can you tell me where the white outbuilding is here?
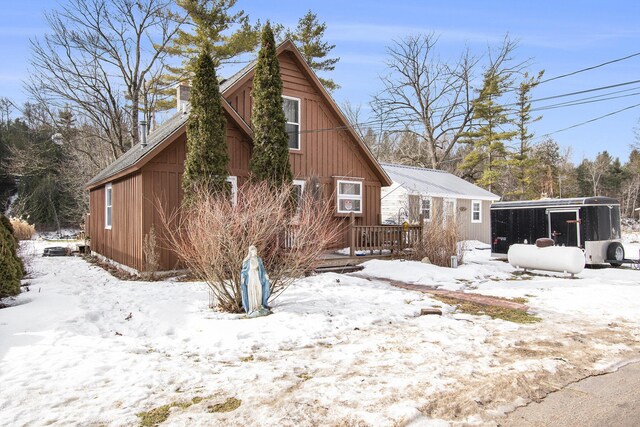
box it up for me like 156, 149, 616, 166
381, 163, 500, 244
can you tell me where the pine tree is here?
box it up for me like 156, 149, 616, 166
249, 22, 293, 186
0, 214, 23, 298
510, 71, 543, 199
182, 49, 229, 198
461, 70, 516, 194
157, 0, 261, 112
287, 10, 340, 92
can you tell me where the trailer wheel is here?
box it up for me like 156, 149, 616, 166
607, 242, 624, 267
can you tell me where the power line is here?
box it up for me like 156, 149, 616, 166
524, 79, 640, 105
532, 91, 640, 112
538, 52, 640, 85
541, 102, 640, 137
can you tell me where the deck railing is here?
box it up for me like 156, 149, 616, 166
348, 213, 423, 256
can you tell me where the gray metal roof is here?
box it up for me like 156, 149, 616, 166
86, 109, 189, 187
381, 163, 500, 201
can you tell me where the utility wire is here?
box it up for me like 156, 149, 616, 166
532, 91, 640, 112
541, 102, 640, 137
538, 52, 640, 85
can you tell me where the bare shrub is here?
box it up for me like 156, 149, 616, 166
414, 211, 462, 267
10, 218, 35, 241
142, 225, 160, 281
160, 181, 339, 313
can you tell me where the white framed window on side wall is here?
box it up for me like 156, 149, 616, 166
336, 180, 363, 214
292, 179, 306, 207
226, 176, 238, 206
105, 183, 113, 229
421, 196, 432, 222
282, 96, 300, 150
471, 200, 482, 223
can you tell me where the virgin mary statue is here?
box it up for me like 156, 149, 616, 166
240, 245, 272, 317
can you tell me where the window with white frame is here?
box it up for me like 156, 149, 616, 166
471, 200, 482, 223
421, 197, 432, 222
105, 183, 113, 229
292, 179, 305, 208
443, 198, 456, 223
283, 96, 300, 150
337, 180, 362, 214
226, 176, 238, 206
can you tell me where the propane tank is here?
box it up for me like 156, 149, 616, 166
508, 244, 585, 275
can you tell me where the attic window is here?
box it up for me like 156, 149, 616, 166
283, 96, 300, 150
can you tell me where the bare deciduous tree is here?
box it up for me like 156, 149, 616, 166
27, 0, 184, 162
371, 33, 521, 169
160, 182, 339, 313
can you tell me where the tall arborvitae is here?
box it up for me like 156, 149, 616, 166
287, 10, 340, 92
0, 215, 23, 298
461, 69, 516, 194
182, 49, 229, 198
511, 71, 543, 199
249, 22, 293, 186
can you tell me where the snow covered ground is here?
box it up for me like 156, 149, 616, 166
1, 238, 640, 426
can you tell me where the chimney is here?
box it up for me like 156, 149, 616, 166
177, 83, 191, 113
140, 120, 147, 148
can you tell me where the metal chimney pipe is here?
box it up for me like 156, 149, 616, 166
140, 120, 147, 148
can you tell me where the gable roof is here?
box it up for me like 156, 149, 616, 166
87, 39, 391, 189
381, 163, 501, 201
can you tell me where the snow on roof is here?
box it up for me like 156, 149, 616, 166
381, 163, 500, 201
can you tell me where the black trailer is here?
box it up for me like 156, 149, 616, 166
490, 197, 624, 266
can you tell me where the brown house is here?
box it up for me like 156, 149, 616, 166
86, 40, 392, 272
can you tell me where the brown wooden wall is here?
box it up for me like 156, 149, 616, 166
88, 173, 143, 270
225, 50, 383, 248
89, 49, 386, 270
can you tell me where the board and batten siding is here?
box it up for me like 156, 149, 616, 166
140, 120, 253, 270
88, 172, 143, 270
225, 50, 383, 248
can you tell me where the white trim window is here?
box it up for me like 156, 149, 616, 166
421, 197, 432, 222
471, 200, 482, 223
443, 198, 456, 223
292, 179, 306, 207
337, 180, 362, 214
282, 96, 301, 150
105, 183, 113, 229
226, 176, 238, 206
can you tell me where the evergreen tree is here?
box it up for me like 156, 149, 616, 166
460, 70, 516, 194
249, 22, 293, 186
0, 214, 23, 298
8, 106, 83, 229
182, 49, 229, 197
158, 0, 261, 112
287, 10, 340, 92
510, 71, 543, 199
530, 138, 562, 197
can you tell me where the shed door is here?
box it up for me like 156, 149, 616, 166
548, 210, 580, 247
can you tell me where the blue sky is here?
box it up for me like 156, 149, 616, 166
1, 0, 639, 163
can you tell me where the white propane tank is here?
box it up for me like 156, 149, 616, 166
507, 244, 585, 275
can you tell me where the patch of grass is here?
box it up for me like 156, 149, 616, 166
137, 396, 205, 426
297, 372, 312, 381
431, 295, 541, 324
207, 397, 241, 413
240, 355, 254, 362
